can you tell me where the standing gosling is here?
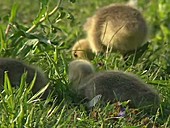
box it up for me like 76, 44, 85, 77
72, 4, 148, 59
68, 60, 160, 111
0, 58, 50, 99
72, 39, 95, 60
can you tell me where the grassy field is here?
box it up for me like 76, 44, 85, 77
0, 0, 170, 127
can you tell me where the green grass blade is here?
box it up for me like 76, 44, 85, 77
27, 83, 49, 103
33, 0, 49, 25
9, 3, 19, 23
27, 72, 37, 93
0, 26, 6, 50
4, 71, 13, 95
17, 72, 28, 98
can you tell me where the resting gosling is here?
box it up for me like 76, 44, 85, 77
68, 60, 160, 111
0, 58, 50, 99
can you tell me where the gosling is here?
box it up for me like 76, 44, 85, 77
72, 4, 148, 59
68, 60, 160, 111
0, 58, 50, 99
72, 39, 95, 60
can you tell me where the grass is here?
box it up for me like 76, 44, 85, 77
0, 0, 170, 127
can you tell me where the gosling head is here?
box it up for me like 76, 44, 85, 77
72, 39, 95, 60
68, 59, 95, 89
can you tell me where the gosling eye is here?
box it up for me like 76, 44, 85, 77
74, 52, 78, 58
